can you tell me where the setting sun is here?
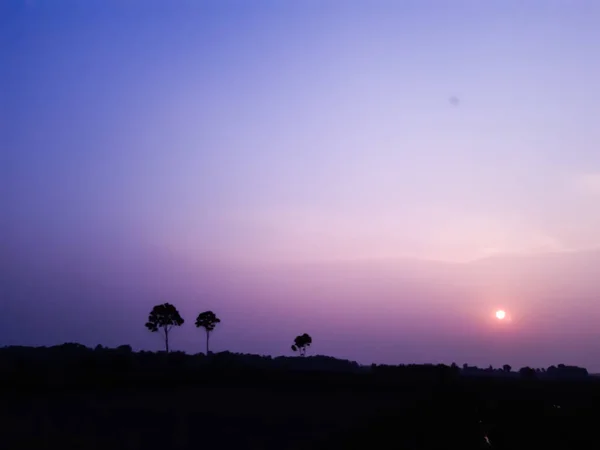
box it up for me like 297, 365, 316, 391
495, 310, 506, 320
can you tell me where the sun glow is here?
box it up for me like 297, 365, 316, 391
495, 310, 506, 320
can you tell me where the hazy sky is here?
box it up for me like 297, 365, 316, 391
2, 1, 600, 370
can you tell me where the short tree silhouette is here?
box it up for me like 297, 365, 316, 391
519, 366, 536, 378
291, 333, 312, 357
503, 364, 512, 373
195, 310, 221, 356
145, 303, 184, 353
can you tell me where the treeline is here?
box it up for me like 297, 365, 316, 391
0, 343, 364, 392
0, 343, 591, 395
461, 363, 589, 379
0, 342, 360, 374
0, 343, 464, 393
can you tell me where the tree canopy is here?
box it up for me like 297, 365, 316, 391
291, 333, 312, 357
145, 303, 184, 353
195, 311, 221, 355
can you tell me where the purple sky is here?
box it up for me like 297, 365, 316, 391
2, 0, 600, 370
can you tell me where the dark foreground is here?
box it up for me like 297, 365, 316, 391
1, 346, 599, 449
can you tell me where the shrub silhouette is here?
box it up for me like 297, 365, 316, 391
145, 303, 184, 353
195, 311, 221, 355
519, 366, 536, 378
291, 333, 312, 357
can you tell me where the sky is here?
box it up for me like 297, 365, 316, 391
2, 0, 600, 370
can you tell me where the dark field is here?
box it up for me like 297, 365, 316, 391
3, 386, 398, 449
2, 346, 599, 449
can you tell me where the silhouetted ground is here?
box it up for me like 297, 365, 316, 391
1, 345, 599, 449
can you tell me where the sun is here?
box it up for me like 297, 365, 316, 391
495, 310, 506, 320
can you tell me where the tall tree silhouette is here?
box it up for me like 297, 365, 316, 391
145, 303, 184, 353
291, 333, 312, 357
195, 311, 221, 355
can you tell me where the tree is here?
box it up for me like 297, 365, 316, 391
195, 311, 221, 356
519, 366, 536, 378
145, 303, 184, 353
503, 364, 512, 373
291, 333, 312, 357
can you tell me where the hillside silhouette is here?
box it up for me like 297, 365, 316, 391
1, 343, 597, 449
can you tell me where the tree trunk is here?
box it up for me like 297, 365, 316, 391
165, 328, 169, 353
206, 330, 210, 356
